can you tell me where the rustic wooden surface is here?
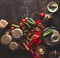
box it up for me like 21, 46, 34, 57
0, 0, 60, 58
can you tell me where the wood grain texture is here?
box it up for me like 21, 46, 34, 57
0, 0, 60, 58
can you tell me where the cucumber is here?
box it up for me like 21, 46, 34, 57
12, 24, 20, 28
27, 18, 35, 25
43, 30, 52, 37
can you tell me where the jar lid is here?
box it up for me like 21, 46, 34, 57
47, 2, 58, 13
1, 35, 12, 45
12, 29, 23, 39
51, 29, 60, 42
43, 29, 60, 46
9, 42, 19, 50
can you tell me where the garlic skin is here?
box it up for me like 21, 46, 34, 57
0, 19, 8, 28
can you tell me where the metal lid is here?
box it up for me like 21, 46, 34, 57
51, 29, 60, 43
44, 29, 60, 46
47, 2, 58, 13
1, 35, 12, 45
9, 42, 19, 50
12, 29, 23, 39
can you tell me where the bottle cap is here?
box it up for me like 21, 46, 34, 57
12, 29, 23, 39
9, 42, 19, 50
1, 35, 12, 45
43, 29, 60, 46
51, 29, 60, 43
47, 2, 58, 13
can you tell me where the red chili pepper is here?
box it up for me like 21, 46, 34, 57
22, 26, 26, 30
29, 49, 36, 55
19, 22, 24, 26
34, 54, 40, 58
35, 20, 45, 27
35, 20, 45, 30
28, 33, 32, 37
36, 39, 42, 46
27, 30, 42, 48
31, 29, 34, 32
39, 12, 45, 17
28, 49, 40, 58
10, 26, 15, 30
21, 19, 27, 23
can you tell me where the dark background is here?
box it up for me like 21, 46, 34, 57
0, 0, 60, 58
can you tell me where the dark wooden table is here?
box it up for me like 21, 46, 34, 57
0, 0, 60, 58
